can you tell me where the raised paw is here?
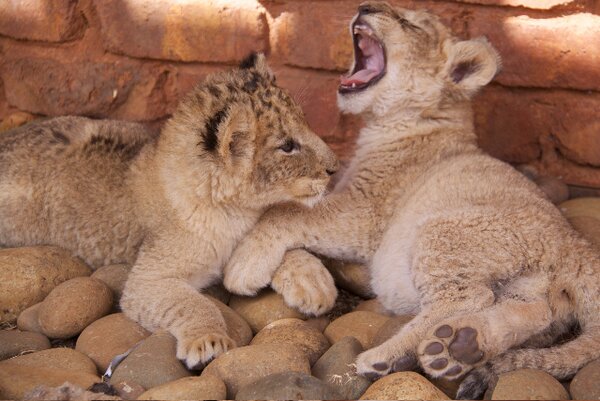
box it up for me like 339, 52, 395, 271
355, 346, 417, 381
418, 324, 485, 379
271, 251, 337, 316
176, 332, 236, 370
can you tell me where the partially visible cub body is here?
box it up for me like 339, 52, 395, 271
224, 3, 600, 398
0, 54, 338, 368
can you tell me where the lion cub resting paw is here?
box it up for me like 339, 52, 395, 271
0, 53, 339, 369
224, 3, 600, 398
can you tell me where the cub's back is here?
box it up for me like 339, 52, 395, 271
0, 117, 154, 267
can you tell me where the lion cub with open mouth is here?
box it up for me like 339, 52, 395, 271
224, 3, 600, 398
0, 53, 339, 369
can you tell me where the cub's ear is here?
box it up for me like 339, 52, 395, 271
215, 102, 256, 167
443, 37, 501, 97
239, 52, 275, 81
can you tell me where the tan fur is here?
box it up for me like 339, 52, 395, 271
223, 4, 600, 397
0, 54, 339, 368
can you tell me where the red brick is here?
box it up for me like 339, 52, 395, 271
1, 58, 138, 117
470, 12, 600, 91
0, 0, 85, 42
95, 0, 268, 63
451, 0, 574, 9
474, 85, 600, 184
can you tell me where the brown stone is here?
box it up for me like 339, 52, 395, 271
229, 290, 304, 333
16, 302, 43, 333
0, 0, 85, 42
206, 295, 253, 347
0, 363, 100, 400
137, 375, 227, 400
202, 343, 311, 398
570, 359, 600, 400
490, 368, 570, 400
0, 246, 91, 324
250, 318, 330, 365
370, 315, 415, 348
38, 277, 113, 339
90, 264, 131, 305
360, 371, 450, 400
1, 348, 97, 375
304, 316, 331, 333
235, 371, 340, 400
312, 336, 371, 400
112, 380, 145, 400
110, 331, 191, 390
324, 259, 374, 298
324, 311, 391, 349
75, 313, 151, 373
355, 299, 394, 316
96, 0, 268, 63
0, 330, 51, 361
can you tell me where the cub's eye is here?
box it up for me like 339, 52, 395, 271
279, 138, 300, 154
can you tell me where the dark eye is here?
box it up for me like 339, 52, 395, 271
279, 138, 300, 154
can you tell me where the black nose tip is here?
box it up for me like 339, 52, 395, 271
358, 4, 378, 15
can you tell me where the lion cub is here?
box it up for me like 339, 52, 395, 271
224, 3, 600, 398
0, 53, 339, 368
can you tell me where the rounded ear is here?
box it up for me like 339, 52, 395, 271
443, 37, 501, 97
239, 52, 275, 81
216, 103, 256, 167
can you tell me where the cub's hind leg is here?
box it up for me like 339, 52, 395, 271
355, 282, 495, 380
419, 274, 553, 380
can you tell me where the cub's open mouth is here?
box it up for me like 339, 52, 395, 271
339, 18, 386, 94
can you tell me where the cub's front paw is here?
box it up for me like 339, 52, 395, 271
271, 250, 337, 316
176, 332, 236, 370
224, 237, 284, 296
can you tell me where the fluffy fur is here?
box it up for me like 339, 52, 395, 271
223, 4, 600, 398
0, 54, 339, 368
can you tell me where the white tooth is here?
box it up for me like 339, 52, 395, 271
352, 83, 356, 88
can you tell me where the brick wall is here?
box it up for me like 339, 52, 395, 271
0, 0, 599, 188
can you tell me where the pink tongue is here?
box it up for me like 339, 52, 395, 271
340, 35, 384, 86
340, 69, 380, 85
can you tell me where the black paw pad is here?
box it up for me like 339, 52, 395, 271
445, 365, 463, 376
435, 324, 453, 338
449, 327, 484, 364
391, 355, 418, 372
430, 358, 448, 370
372, 362, 389, 371
425, 341, 444, 355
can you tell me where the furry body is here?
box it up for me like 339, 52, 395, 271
0, 54, 339, 368
224, 4, 600, 397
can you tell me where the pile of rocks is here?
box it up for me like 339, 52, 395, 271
1, 197, 599, 400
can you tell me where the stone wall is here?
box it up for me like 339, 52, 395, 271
1, 0, 599, 188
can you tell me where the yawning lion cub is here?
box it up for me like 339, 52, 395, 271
224, 3, 600, 398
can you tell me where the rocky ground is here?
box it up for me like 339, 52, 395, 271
1, 162, 599, 400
